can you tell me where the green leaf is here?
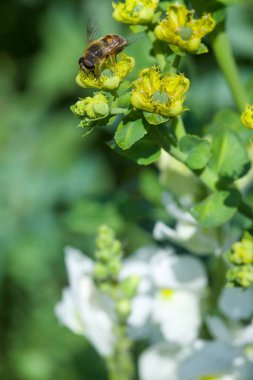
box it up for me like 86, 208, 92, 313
114, 118, 147, 150
112, 92, 131, 109
191, 189, 240, 228
179, 135, 211, 170
130, 25, 148, 33
196, 43, 208, 55
108, 135, 161, 165
144, 112, 170, 125
209, 128, 250, 182
168, 44, 186, 56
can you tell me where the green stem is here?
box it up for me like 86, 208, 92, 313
211, 24, 248, 112
173, 116, 186, 140
106, 328, 134, 380
147, 30, 166, 71
170, 55, 182, 74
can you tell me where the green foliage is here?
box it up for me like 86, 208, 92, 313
2, 0, 253, 379
191, 189, 240, 228
179, 135, 211, 170
209, 128, 250, 182
114, 117, 147, 150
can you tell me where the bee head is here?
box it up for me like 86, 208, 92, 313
78, 57, 95, 71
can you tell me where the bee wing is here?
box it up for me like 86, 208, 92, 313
125, 33, 144, 47
86, 18, 100, 47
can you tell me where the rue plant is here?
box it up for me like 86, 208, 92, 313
68, 0, 253, 379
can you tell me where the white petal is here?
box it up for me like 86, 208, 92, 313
219, 287, 253, 321
64, 246, 93, 288
234, 320, 253, 345
150, 251, 207, 292
152, 291, 200, 345
154, 220, 219, 255
179, 341, 243, 380
139, 343, 180, 380
75, 276, 116, 357
128, 295, 153, 327
206, 315, 231, 342
55, 288, 84, 334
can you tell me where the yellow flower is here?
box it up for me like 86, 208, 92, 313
229, 232, 253, 265
71, 92, 109, 120
131, 66, 190, 117
154, 3, 216, 54
241, 104, 253, 130
112, 0, 159, 25
76, 53, 135, 91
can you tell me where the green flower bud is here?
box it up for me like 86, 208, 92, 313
241, 104, 253, 130
116, 299, 132, 320
227, 265, 253, 288
228, 232, 253, 265
120, 275, 140, 298
93, 262, 109, 281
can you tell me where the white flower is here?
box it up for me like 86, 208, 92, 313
154, 193, 221, 255
121, 246, 207, 346
218, 287, 253, 321
179, 341, 243, 380
139, 341, 243, 380
139, 343, 186, 380
55, 246, 116, 357
158, 150, 199, 207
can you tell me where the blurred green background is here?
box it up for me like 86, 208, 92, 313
0, 0, 253, 379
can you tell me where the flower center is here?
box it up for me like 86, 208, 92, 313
152, 91, 169, 105
160, 289, 174, 299
178, 26, 193, 41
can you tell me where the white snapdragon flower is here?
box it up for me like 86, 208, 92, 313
154, 193, 221, 255
139, 341, 244, 380
55, 246, 116, 357
207, 287, 253, 365
121, 246, 207, 346
139, 342, 187, 380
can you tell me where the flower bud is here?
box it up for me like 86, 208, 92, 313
93, 262, 109, 281
120, 275, 140, 298
228, 232, 253, 265
71, 93, 110, 121
226, 265, 253, 288
241, 104, 253, 130
116, 299, 132, 319
112, 0, 159, 25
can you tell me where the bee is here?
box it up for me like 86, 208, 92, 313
78, 19, 131, 75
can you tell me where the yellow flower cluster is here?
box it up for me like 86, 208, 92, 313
76, 53, 135, 91
229, 232, 253, 265
131, 67, 190, 117
241, 104, 253, 130
112, 0, 159, 25
71, 93, 109, 120
154, 3, 216, 54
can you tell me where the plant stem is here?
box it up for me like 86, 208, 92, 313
211, 24, 248, 112
173, 116, 186, 140
170, 54, 182, 74
106, 328, 134, 380
147, 30, 166, 71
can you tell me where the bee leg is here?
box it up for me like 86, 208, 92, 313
95, 57, 106, 77
108, 54, 117, 66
